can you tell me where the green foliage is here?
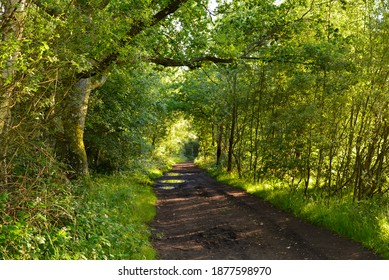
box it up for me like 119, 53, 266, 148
85, 64, 171, 173
0, 156, 167, 259
0, 145, 76, 259
3, 0, 389, 260
140, 0, 212, 62
182, 0, 389, 202
67, 156, 170, 259
70, 173, 157, 260
154, 116, 199, 162
183, 138, 200, 160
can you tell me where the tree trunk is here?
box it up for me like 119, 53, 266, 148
227, 73, 238, 173
227, 104, 236, 173
1, 0, 26, 127
216, 124, 223, 166
60, 75, 107, 177
0, 0, 27, 184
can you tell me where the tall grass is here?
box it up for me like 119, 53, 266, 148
65, 157, 170, 259
73, 174, 158, 259
202, 163, 389, 259
0, 156, 169, 259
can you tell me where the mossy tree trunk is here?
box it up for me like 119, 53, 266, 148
61, 76, 106, 177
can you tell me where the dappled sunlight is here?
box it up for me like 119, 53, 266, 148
174, 203, 214, 213
152, 162, 381, 260
157, 186, 177, 190
226, 191, 246, 198
378, 216, 389, 241
159, 179, 186, 184
175, 162, 197, 168
165, 172, 182, 177
162, 196, 198, 203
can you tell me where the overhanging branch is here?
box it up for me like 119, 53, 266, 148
148, 56, 235, 69
148, 54, 318, 69
147, 54, 270, 68
75, 0, 190, 79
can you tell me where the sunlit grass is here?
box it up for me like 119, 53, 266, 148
72, 158, 173, 260
78, 174, 157, 259
157, 186, 177, 190
0, 158, 166, 260
258, 188, 389, 259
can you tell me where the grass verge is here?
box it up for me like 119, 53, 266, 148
73, 176, 157, 259
0, 157, 170, 259
69, 158, 169, 259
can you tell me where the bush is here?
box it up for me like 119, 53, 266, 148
0, 145, 76, 259
1, 151, 169, 259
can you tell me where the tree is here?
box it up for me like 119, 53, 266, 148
84, 63, 172, 173
1, 0, 204, 177
1, 0, 27, 183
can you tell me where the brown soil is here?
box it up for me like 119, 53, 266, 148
150, 162, 381, 260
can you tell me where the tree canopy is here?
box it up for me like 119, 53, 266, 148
1, 0, 389, 196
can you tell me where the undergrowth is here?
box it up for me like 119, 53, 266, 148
0, 155, 170, 259
200, 161, 389, 259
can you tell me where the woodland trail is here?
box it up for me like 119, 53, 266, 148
150, 162, 380, 260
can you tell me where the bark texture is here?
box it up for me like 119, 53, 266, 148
61, 76, 106, 177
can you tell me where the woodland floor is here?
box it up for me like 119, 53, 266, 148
150, 162, 381, 260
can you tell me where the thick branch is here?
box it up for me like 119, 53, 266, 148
78, 0, 190, 79
148, 56, 234, 69
151, 0, 188, 26
148, 54, 318, 69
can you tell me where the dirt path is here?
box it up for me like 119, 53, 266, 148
150, 162, 380, 260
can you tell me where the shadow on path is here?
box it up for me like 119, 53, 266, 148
150, 162, 381, 260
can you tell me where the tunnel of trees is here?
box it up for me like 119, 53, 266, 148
1, 0, 389, 259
